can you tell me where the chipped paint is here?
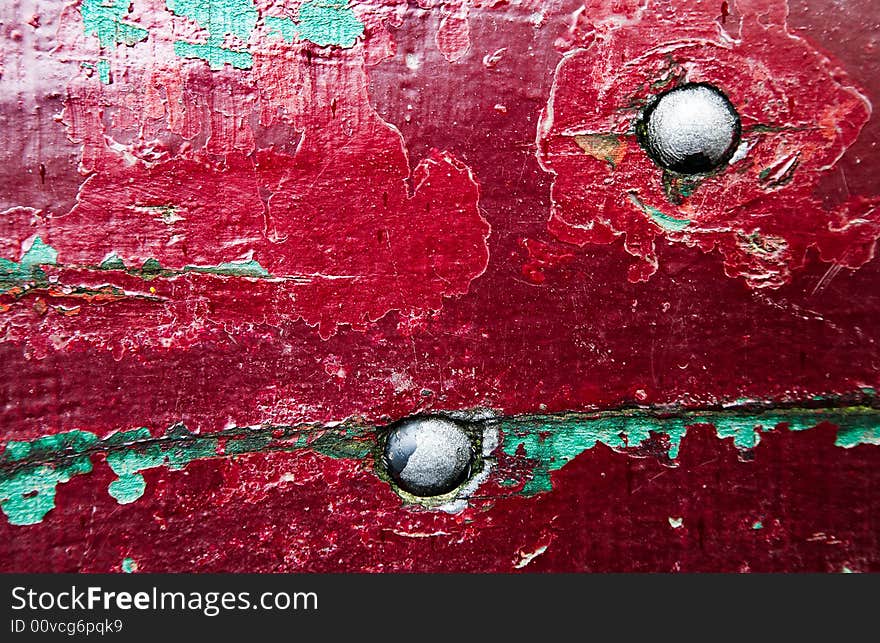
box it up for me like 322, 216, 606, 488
0, 237, 57, 292
500, 404, 880, 495
1, 0, 879, 573
267, 1, 365, 48
537, 0, 880, 287
0, 421, 372, 523
2, 401, 879, 524
80, 0, 148, 48
0, 431, 98, 526
166, 0, 257, 69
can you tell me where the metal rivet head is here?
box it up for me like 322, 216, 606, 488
639, 83, 741, 174
383, 416, 474, 497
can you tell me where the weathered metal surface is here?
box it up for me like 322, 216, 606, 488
1, 0, 879, 571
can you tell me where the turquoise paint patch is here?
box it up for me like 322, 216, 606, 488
752, 521, 763, 530
166, 0, 258, 69
295, 0, 364, 48
266, 16, 299, 42
121, 557, 136, 573
0, 237, 59, 290
172, 41, 253, 70
0, 430, 98, 526
627, 192, 691, 232
830, 412, 880, 448
105, 430, 165, 504
267, 2, 364, 48
80, 0, 148, 48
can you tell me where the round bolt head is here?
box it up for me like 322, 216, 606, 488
639, 82, 741, 174
383, 416, 474, 497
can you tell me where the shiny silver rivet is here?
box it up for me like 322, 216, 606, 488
639, 83, 741, 174
383, 416, 474, 497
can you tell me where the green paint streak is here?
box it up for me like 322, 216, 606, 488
166, 0, 257, 69
225, 433, 272, 456
3, 430, 99, 463
501, 405, 880, 495
627, 193, 691, 232
752, 521, 763, 530
185, 260, 270, 278
121, 557, 136, 573
80, 0, 148, 48
94, 255, 271, 279
3, 402, 879, 524
0, 422, 371, 524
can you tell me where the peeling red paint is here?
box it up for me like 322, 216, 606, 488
2, 0, 880, 572
537, 0, 880, 286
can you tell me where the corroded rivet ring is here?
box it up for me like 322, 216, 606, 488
382, 416, 475, 497
638, 82, 741, 174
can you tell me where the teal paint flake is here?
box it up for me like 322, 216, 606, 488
99, 253, 126, 270
104, 429, 165, 504
0, 237, 59, 291
0, 430, 99, 526
97, 59, 111, 84
267, 2, 365, 48
184, 259, 270, 278
166, 0, 258, 69
266, 16, 299, 42
501, 405, 880, 495
752, 521, 763, 530
627, 192, 691, 232
121, 557, 136, 573
295, 0, 364, 48
80, 0, 148, 48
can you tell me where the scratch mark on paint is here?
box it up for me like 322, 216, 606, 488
514, 544, 548, 568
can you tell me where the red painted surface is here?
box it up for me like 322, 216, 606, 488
1, 0, 879, 571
